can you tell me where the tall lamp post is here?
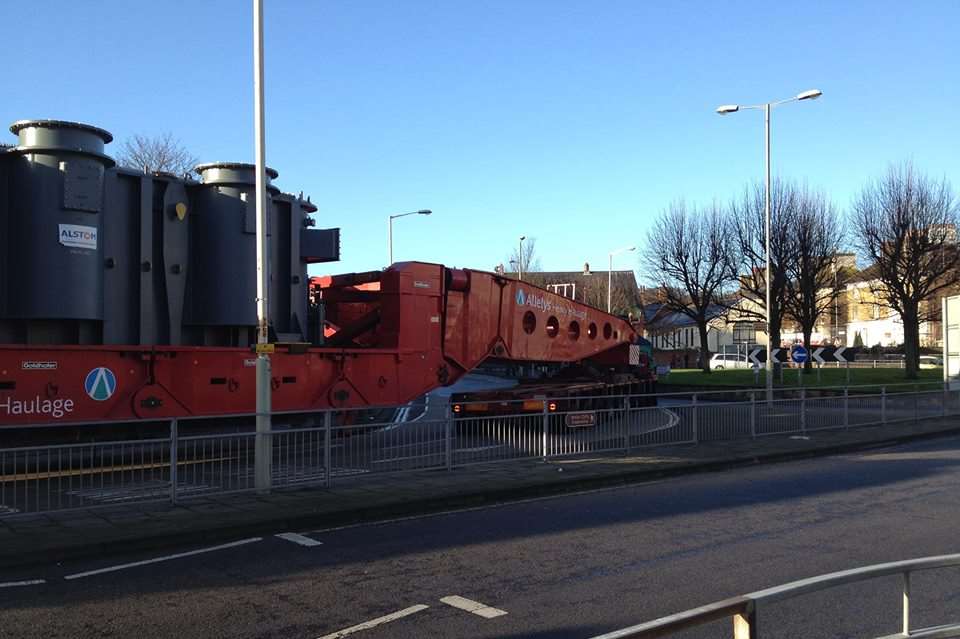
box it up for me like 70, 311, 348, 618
388, 209, 431, 265
716, 88, 822, 398
608, 246, 636, 313
252, 0, 272, 493
518, 235, 526, 281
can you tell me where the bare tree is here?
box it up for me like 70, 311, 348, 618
643, 201, 737, 372
116, 132, 198, 176
853, 163, 960, 378
728, 179, 800, 352
783, 187, 844, 367
506, 238, 543, 284
579, 276, 641, 317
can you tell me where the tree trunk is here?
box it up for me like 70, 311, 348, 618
698, 322, 711, 373
803, 326, 814, 371
902, 304, 921, 380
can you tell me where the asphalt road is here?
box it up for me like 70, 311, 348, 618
4, 435, 960, 638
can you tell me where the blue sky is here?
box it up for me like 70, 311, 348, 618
3, 1, 957, 280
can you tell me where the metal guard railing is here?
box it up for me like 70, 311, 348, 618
590, 553, 960, 639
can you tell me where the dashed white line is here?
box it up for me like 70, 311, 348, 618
440, 595, 508, 618
63, 537, 262, 580
0, 579, 46, 588
275, 532, 323, 547
316, 604, 429, 639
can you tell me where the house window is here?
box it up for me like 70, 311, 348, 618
733, 321, 753, 344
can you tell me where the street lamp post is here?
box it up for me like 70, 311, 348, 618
518, 235, 526, 281
252, 0, 272, 493
388, 210, 432, 265
608, 246, 636, 313
716, 89, 821, 399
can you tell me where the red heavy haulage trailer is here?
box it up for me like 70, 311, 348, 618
0, 119, 654, 428
1, 262, 653, 426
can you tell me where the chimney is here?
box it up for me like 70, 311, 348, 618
583, 262, 591, 275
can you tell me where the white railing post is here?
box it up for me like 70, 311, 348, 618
733, 604, 757, 639
844, 387, 849, 429
542, 401, 549, 461
323, 410, 332, 487
445, 404, 453, 471
882, 386, 887, 425
750, 391, 756, 438
692, 394, 699, 444
902, 571, 911, 636
914, 384, 920, 422
169, 418, 178, 505
623, 396, 631, 452
800, 388, 807, 434
945, 380, 950, 417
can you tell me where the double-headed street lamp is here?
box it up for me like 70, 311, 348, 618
608, 246, 636, 313
716, 89, 822, 398
388, 209, 432, 265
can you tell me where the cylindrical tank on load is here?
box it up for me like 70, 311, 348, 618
1, 119, 114, 344
184, 162, 278, 342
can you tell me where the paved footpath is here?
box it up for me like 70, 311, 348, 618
1, 415, 959, 570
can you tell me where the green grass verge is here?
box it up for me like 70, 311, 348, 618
659, 366, 943, 390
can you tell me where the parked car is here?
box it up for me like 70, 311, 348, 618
709, 353, 757, 370
919, 355, 943, 369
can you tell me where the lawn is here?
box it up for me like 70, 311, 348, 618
658, 366, 943, 390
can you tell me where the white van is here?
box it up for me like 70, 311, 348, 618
709, 353, 756, 370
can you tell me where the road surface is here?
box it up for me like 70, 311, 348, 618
3, 435, 960, 638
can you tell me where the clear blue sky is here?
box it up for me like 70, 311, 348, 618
3, 1, 957, 281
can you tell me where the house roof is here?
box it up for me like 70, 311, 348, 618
645, 304, 727, 332
846, 263, 880, 284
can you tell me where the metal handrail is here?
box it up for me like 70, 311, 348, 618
590, 554, 960, 638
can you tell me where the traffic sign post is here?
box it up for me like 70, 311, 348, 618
792, 345, 808, 385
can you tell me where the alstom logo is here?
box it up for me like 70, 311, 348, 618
516, 289, 526, 306
84, 367, 117, 401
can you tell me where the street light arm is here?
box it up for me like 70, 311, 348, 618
717, 91, 821, 113
390, 209, 432, 220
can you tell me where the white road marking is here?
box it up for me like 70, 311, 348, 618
384, 404, 411, 431
275, 532, 323, 547
63, 537, 262, 580
0, 579, 45, 588
409, 394, 430, 423
440, 595, 508, 618
316, 604, 429, 639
